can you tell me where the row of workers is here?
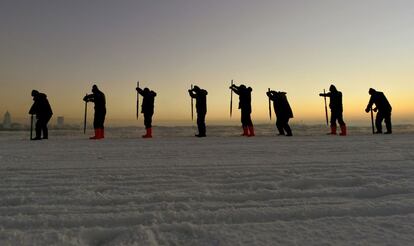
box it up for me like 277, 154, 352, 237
28, 84, 392, 140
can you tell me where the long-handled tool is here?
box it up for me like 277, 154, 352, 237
191, 84, 194, 121
230, 80, 233, 118
83, 94, 88, 134
370, 107, 375, 134
268, 88, 272, 120
323, 89, 329, 126
136, 81, 140, 119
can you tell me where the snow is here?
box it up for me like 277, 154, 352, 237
1, 128, 414, 245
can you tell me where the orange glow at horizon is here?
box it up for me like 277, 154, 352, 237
0, 1, 413, 125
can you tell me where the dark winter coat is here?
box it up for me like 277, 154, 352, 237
189, 89, 208, 114
29, 93, 53, 119
84, 89, 106, 115
232, 86, 252, 113
321, 90, 343, 113
267, 91, 293, 119
367, 91, 392, 113
138, 88, 157, 115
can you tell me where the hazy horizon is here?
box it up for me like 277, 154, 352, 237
1, 0, 413, 124
2, 112, 414, 128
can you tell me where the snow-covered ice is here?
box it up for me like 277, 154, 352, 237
0, 128, 414, 245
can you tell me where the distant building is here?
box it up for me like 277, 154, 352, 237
3, 111, 11, 129
57, 116, 64, 129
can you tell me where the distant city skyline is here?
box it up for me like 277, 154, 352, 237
2, 111, 12, 128
1, 0, 413, 125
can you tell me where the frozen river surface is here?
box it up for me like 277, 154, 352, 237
0, 132, 414, 245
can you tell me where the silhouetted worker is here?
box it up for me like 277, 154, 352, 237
266, 90, 293, 136
29, 90, 53, 140
319, 85, 347, 136
83, 85, 106, 139
136, 86, 157, 138
230, 83, 254, 136
189, 85, 208, 137
365, 88, 392, 134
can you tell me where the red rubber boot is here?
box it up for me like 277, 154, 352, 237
99, 128, 105, 139
339, 125, 347, 136
328, 126, 337, 135
248, 126, 255, 137
90, 129, 99, 139
142, 128, 152, 138
241, 127, 248, 136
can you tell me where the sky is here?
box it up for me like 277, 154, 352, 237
1, 0, 413, 126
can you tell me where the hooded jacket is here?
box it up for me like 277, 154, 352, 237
29, 93, 53, 119
232, 85, 252, 113
267, 91, 293, 119
84, 87, 106, 114
138, 88, 157, 115
321, 85, 343, 113
189, 88, 208, 114
367, 89, 392, 112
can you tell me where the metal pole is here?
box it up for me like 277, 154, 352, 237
230, 80, 233, 118
323, 89, 329, 126
370, 107, 375, 134
268, 88, 272, 120
191, 84, 194, 121
83, 94, 88, 134
136, 81, 140, 119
